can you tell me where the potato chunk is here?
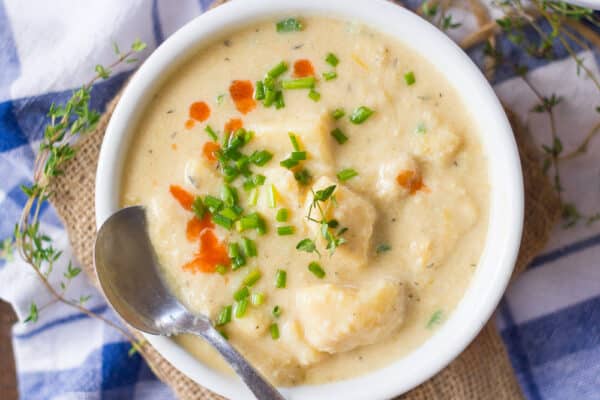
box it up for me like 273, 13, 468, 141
304, 177, 376, 271
409, 111, 463, 165
295, 281, 405, 353
246, 113, 334, 178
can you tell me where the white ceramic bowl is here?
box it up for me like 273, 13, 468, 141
96, 0, 524, 398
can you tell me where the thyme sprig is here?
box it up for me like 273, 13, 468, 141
10, 40, 148, 345
477, 0, 600, 228
300, 185, 348, 256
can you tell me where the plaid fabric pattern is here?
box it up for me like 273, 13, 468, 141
0, 1, 599, 399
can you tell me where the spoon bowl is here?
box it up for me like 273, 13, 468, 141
94, 205, 285, 400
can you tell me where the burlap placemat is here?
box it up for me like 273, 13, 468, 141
49, 3, 561, 399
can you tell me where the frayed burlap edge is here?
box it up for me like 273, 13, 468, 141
49, 2, 561, 398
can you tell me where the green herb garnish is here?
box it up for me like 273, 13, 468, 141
349, 106, 374, 124
325, 52, 339, 67
294, 169, 312, 185
332, 108, 345, 120
308, 90, 321, 102
272, 305, 282, 318
216, 305, 232, 326
277, 226, 295, 236
323, 71, 337, 81
376, 244, 391, 254
241, 237, 257, 258
234, 299, 248, 318
276, 208, 289, 222
308, 261, 326, 278
337, 168, 358, 182
275, 269, 287, 288
426, 309, 444, 329
296, 238, 318, 254
281, 77, 315, 90
243, 268, 262, 287
267, 61, 288, 78
404, 71, 416, 86
191, 197, 206, 219
233, 286, 250, 301
276, 18, 303, 33
251, 292, 265, 306
270, 323, 280, 339
205, 125, 218, 141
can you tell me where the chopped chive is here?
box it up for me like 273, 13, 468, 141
256, 215, 267, 235
272, 305, 282, 318
248, 188, 259, 206
216, 305, 232, 326
267, 61, 288, 78
219, 207, 239, 221
274, 90, 285, 109
294, 168, 312, 185
204, 195, 224, 212
322, 71, 337, 81
277, 226, 295, 236
276, 208, 289, 222
191, 197, 205, 220
281, 77, 315, 90
404, 71, 416, 86
280, 158, 299, 169
263, 88, 276, 107
276, 18, 303, 33
349, 106, 374, 124
228, 242, 241, 259
253, 174, 266, 186
325, 52, 339, 67
415, 121, 427, 134
243, 268, 262, 287
254, 80, 265, 100
241, 237, 257, 257
332, 108, 345, 120
232, 255, 246, 270
233, 286, 250, 301
275, 269, 287, 288
337, 168, 358, 182
240, 213, 260, 229
215, 264, 227, 274
267, 184, 277, 208
308, 261, 325, 278
234, 299, 248, 318
251, 292, 265, 306
291, 151, 306, 161
376, 243, 392, 254
331, 128, 348, 144
212, 213, 233, 229
288, 133, 301, 151
308, 90, 321, 102
250, 150, 273, 166
221, 185, 238, 207
263, 76, 275, 90
216, 94, 225, 105
205, 125, 218, 141
269, 323, 280, 339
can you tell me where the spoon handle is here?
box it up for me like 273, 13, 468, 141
199, 326, 286, 400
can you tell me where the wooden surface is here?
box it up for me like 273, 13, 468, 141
0, 300, 18, 400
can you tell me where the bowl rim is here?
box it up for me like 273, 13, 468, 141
95, 0, 524, 399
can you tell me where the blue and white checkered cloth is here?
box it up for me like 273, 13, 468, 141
0, 1, 599, 399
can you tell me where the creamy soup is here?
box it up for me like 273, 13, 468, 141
120, 17, 489, 386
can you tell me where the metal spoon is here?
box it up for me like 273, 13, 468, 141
94, 206, 285, 400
